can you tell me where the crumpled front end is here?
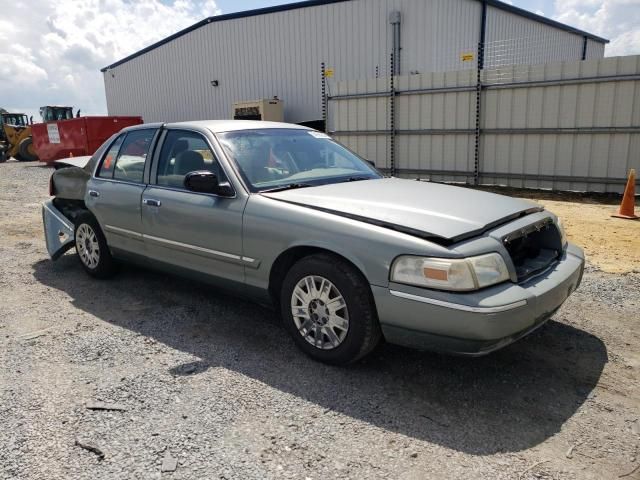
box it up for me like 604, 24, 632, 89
42, 200, 75, 260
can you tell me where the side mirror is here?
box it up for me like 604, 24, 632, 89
184, 170, 219, 193
184, 170, 233, 196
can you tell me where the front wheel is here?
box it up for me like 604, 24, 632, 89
74, 213, 117, 278
18, 137, 37, 161
280, 253, 381, 365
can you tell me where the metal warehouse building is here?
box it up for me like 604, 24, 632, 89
101, 0, 608, 125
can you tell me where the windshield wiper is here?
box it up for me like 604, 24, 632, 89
344, 176, 371, 182
260, 183, 314, 193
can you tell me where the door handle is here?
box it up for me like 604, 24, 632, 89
143, 198, 161, 207
88, 190, 100, 197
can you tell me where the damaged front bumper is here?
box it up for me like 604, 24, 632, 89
373, 244, 585, 355
42, 200, 75, 260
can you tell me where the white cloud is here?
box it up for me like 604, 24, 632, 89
553, 0, 640, 56
0, 0, 219, 119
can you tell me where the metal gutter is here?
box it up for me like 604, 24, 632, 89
330, 126, 640, 136
381, 169, 640, 186
100, 0, 608, 72
326, 74, 640, 101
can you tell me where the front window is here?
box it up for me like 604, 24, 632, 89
3, 115, 27, 126
156, 130, 228, 189
41, 107, 73, 121
216, 129, 381, 191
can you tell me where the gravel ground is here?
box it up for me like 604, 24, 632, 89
1, 160, 639, 480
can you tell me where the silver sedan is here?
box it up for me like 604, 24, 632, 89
43, 121, 584, 364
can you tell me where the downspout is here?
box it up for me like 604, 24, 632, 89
479, 0, 487, 69
389, 11, 401, 75
474, 0, 488, 185
581, 36, 588, 60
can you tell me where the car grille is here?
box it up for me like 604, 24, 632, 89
502, 219, 562, 282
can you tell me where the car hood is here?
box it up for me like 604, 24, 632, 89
261, 178, 542, 243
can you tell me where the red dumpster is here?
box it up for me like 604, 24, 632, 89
32, 116, 143, 164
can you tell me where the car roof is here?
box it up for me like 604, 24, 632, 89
122, 122, 164, 131
165, 120, 313, 134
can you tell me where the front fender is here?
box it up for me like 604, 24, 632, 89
282, 238, 372, 281
242, 195, 452, 293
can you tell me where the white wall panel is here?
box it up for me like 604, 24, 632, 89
328, 55, 640, 193
586, 39, 606, 59
103, 0, 605, 125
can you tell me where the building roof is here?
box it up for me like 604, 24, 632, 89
101, 0, 609, 72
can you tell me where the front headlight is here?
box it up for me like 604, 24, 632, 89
555, 217, 568, 248
391, 253, 510, 291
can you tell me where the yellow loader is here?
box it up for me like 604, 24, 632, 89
0, 112, 37, 162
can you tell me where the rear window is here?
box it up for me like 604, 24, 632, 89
98, 134, 124, 179
97, 129, 156, 183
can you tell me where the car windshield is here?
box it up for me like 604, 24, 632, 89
216, 129, 381, 191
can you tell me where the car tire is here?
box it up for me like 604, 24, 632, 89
74, 213, 117, 279
280, 253, 382, 365
18, 137, 37, 161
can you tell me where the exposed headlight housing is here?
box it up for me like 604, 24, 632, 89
391, 253, 511, 291
555, 217, 568, 248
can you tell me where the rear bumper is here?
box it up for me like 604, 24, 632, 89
373, 244, 585, 355
42, 200, 75, 260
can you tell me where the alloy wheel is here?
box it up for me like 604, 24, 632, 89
76, 223, 100, 269
290, 275, 350, 350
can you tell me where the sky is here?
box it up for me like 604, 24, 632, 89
0, 0, 638, 119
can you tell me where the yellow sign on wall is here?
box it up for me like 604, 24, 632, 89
460, 52, 475, 62
324, 68, 335, 78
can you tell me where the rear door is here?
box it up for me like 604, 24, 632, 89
86, 128, 158, 257
141, 128, 248, 285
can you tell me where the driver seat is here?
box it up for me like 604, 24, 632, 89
175, 150, 205, 175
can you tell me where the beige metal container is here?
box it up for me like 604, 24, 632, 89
232, 98, 284, 122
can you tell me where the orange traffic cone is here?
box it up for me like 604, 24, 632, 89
612, 169, 638, 220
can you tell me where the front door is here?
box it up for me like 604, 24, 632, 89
86, 128, 157, 257
141, 129, 247, 285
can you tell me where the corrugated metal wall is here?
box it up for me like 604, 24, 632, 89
103, 0, 603, 124
329, 55, 640, 193
586, 39, 606, 60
